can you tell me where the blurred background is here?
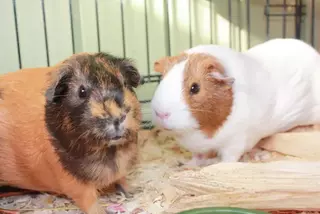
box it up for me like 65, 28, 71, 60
0, 0, 318, 128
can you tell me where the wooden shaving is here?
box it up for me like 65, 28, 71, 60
1, 126, 320, 213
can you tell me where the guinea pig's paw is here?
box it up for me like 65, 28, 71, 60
202, 157, 221, 166
181, 157, 201, 169
242, 148, 262, 162
250, 149, 271, 162
115, 185, 133, 199
181, 155, 219, 169
115, 182, 133, 199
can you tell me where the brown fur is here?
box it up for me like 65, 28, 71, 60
105, 100, 122, 118
90, 100, 105, 118
182, 53, 233, 138
153, 51, 233, 138
153, 53, 188, 76
0, 53, 142, 214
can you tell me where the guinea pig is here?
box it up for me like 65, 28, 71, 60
151, 38, 320, 167
0, 52, 142, 214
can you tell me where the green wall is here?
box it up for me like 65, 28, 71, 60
0, 0, 319, 122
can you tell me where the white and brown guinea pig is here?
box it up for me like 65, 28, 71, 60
0, 52, 142, 214
151, 38, 320, 167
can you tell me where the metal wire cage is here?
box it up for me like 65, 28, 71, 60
141, 0, 317, 129
265, 0, 315, 42
4, 0, 318, 130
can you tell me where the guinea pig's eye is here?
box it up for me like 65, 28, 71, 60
190, 83, 200, 95
78, 85, 87, 98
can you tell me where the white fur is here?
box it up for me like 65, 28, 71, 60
151, 38, 320, 164
151, 60, 199, 131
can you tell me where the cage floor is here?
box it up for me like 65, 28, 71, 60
0, 129, 318, 214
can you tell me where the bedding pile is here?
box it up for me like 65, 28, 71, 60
0, 126, 318, 214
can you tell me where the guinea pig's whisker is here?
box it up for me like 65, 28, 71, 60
73, 130, 90, 145
83, 139, 90, 147
56, 109, 64, 122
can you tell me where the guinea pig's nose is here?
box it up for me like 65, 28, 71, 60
114, 115, 126, 127
155, 110, 170, 120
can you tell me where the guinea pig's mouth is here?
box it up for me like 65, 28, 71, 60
102, 127, 126, 142
106, 131, 125, 141
107, 134, 127, 147
110, 136, 122, 141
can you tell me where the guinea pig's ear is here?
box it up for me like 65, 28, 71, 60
154, 56, 169, 74
209, 71, 235, 86
154, 53, 188, 74
205, 61, 235, 86
45, 68, 72, 103
119, 59, 141, 88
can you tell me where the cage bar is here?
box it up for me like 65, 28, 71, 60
144, 0, 151, 79
189, 0, 193, 48
69, 0, 75, 54
4, 0, 318, 130
41, 0, 50, 66
246, 0, 251, 48
12, 0, 22, 69
210, 0, 213, 44
295, 0, 303, 39
265, 0, 270, 40
120, 0, 126, 58
95, 0, 101, 52
283, 0, 287, 38
228, 0, 232, 48
164, 0, 171, 56
311, 0, 315, 46
237, 0, 242, 51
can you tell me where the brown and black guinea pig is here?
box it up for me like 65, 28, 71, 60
0, 52, 142, 214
